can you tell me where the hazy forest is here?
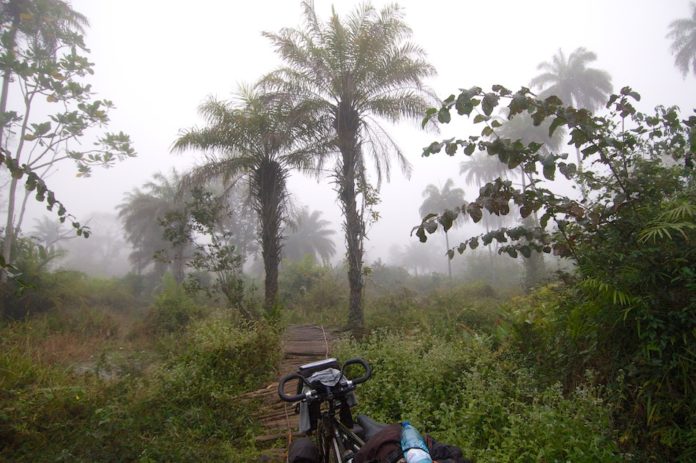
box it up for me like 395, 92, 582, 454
1, 0, 695, 461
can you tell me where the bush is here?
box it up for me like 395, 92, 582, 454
335, 331, 620, 462
144, 274, 204, 334
0, 314, 281, 462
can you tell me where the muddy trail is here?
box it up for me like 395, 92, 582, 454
243, 324, 337, 462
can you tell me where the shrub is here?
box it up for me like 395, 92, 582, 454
144, 274, 204, 334
335, 331, 620, 462
0, 314, 281, 461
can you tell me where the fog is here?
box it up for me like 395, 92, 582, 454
13, 0, 696, 274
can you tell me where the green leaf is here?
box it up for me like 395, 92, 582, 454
481, 93, 499, 116
543, 162, 556, 180
415, 226, 427, 242
581, 145, 599, 156
467, 203, 483, 223
520, 204, 532, 218
422, 108, 437, 128
425, 221, 438, 234
548, 116, 565, 137
438, 108, 451, 124
519, 246, 531, 258
439, 209, 460, 232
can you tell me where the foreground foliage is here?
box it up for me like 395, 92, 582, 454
0, 305, 279, 462
416, 86, 696, 459
336, 330, 620, 462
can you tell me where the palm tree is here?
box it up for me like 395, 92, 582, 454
396, 241, 437, 277
459, 151, 511, 187
263, 1, 436, 333
30, 216, 75, 250
173, 86, 324, 312
531, 49, 610, 199
118, 171, 188, 281
667, 2, 696, 78
531, 47, 612, 111
419, 179, 467, 279
284, 207, 336, 265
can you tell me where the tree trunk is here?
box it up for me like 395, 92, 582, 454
256, 159, 285, 314
14, 187, 32, 239
0, 6, 20, 282
576, 147, 587, 200
336, 102, 364, 337
2, 177, 19, 275
444, 231, 452, 279
0, 5, 20, 150
343, 170, 364, 335
172, 245, 185, 284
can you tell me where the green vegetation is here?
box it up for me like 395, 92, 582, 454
1, 0, 695, 461
336, 330, 620, 462
0, 292, 280, 461
417, 85, 696, 459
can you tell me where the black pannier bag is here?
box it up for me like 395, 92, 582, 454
287, 437, 321, 463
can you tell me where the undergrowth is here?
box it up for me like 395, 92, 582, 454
0, 305, 280, 462
335, 330, 621, 462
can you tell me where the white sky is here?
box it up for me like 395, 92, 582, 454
19, 0, 696, 265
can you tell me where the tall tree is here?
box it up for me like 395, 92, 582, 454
419, 178, 467, 279
531, 48, 612, 111
118, 171, 188, 281
284, 207, 336, 265
459, 151, 510, 187
531, 48, 611, 198
667, 1, 696, 78
173, 87, 324, 312
0, 0, 134, 277
263, 1, 436, 333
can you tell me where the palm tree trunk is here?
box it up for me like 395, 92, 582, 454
257, 160, 285, 314
336, 104, 364, 337
342, 162, 364, 335
172, 245, 185, 284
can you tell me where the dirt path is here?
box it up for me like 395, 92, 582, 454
244, 324, 335, 461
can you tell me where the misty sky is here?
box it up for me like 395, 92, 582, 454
20, 0, 696, 267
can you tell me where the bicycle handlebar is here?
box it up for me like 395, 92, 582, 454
342, 357, 371, 385
277, 372, 309, 402
277, 358, 372, 403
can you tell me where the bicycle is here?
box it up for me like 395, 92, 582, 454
278, 357, 387, 463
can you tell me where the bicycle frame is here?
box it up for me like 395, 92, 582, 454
315, 398, 365, 463
278, 358, 372, 462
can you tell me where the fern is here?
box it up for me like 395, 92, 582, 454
639, 201, 696, 243
580, 277, 639, 307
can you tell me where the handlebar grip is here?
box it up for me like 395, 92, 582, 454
342, 358, 372, 385
278, 373, 307, 402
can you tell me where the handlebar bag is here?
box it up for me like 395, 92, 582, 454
298, 368, 358, 433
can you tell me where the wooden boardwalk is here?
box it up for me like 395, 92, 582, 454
245, 324, 334, 462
